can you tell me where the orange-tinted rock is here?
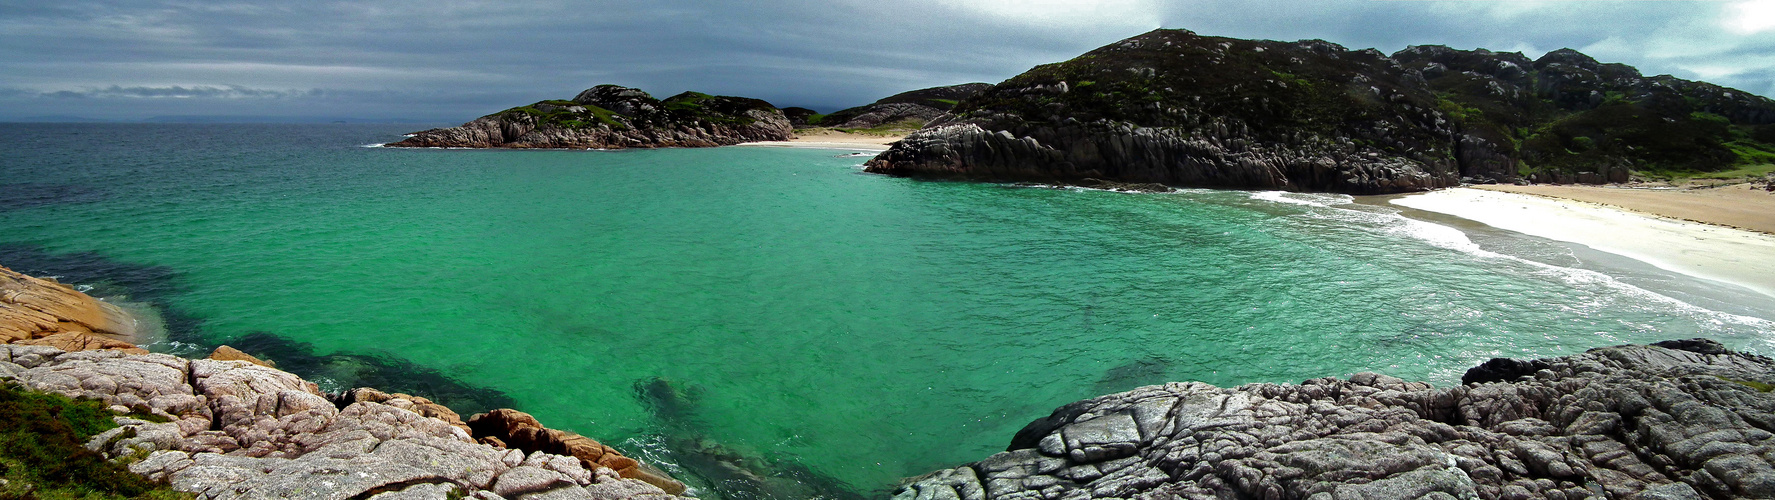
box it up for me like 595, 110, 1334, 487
0, 265, 138, 341
17, 332, 149, 355
344, 387, 472, 435
468, 408, 687, 494
207, 345, 275, 368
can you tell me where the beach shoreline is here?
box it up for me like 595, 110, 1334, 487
1391, 187, 1775, 301
1471, 183, 1775, 235
734, 129, 903, 151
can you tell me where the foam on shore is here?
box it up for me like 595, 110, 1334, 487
1392, 187, 1775, 299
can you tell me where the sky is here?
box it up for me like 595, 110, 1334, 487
1, 0, 1772, 122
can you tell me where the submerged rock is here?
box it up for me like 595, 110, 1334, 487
898, 339, 1775, 499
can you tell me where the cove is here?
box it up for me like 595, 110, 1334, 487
0, 123, 1769, 498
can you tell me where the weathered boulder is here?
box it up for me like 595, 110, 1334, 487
898, 339, 1775, 499
469, 408, 686, 494
207, 345, 274, 368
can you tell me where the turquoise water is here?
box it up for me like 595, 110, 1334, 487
2, 124, 1771, 498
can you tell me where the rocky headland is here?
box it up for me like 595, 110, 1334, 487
897, 339, 1775, 499
0, 264, 689, 499
2, 264, 148, 355
864, 29, 1775, 194
386, 85, 791, 149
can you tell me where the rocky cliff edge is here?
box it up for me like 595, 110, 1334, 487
897, 338, 1774, 500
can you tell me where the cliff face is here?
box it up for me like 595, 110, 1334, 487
387, 85, 792, 149
898, 339, 1775, 499
865, 29, 1775, 193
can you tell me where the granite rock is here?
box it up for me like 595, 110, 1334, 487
3, 344, 685, 500
898, 339, 1775, 499
0, 264, 141, 348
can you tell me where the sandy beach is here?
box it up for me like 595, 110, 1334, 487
736, 129, 904, 151
1473, 183, 1775, 235
1393, 187, 1775, 299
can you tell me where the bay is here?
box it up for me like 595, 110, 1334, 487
1, 123, 1768, 498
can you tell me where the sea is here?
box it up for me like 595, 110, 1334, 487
1, 123, 1770, 499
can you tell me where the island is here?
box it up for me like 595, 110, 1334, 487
385, 85, 792, 149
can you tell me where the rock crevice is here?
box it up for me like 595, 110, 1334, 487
1, 344, 687, 500
899, 339, 1775, 500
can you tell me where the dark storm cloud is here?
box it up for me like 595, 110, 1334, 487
1, 0, 1771, 121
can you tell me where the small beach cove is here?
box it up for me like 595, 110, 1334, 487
1390, 186, 1775, 304
3, 123, 1773, 498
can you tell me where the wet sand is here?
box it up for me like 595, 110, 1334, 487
1393, 187, 1775, 299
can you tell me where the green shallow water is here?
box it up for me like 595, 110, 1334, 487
1, 124, 1771, 497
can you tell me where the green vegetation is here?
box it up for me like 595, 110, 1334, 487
1719, 376, 1775, 392
0, 383, 190, 499
502, 102, 626, 130
836, 118, 927, 136
942, 29, 1775, 183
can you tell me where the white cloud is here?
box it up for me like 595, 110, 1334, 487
933, 0, 1163, 28
1726, 0, 1775, 34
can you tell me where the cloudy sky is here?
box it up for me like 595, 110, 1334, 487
2, 0, 1772, 122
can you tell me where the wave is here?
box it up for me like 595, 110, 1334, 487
1245, 191, 1775, 332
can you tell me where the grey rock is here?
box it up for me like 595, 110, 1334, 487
368, 483, 460, 500
0, 344, 689, 500
494, 466, 574, 497
899, 339, 1775, 499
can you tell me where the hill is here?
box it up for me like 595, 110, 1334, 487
386, 85, 791, 149
865, 29, 1775, 194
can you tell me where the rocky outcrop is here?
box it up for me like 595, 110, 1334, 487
897, 339, 1775, 499
0, 344, 685, 500
388, 85, 791, 149
206, 345, 273, 368
0, 264, 144, 354
468, 409, 687, 494
867, 29, 1775, 193
813, 83, 992, 130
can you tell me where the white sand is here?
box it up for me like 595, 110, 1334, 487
1393, 188, 1775, 299
735, 140, 892, 151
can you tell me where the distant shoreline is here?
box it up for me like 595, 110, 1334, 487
734, 128, 903, 151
